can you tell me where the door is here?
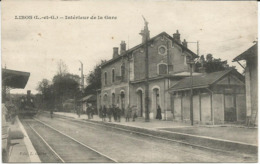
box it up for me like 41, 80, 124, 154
137, 90, 143, 117
224, 94, 237, 122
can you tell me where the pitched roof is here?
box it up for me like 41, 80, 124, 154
233, 43, 257, 62
101, 32, 198, 68
168, 69, 239, 92
80, 94, 96, 102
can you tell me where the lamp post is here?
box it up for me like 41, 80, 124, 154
79, 60, 84, 91
186, 41, 199, 126
187, 60, 195, 125
79, 60, 84, 117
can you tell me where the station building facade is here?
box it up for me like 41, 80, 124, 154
98, 23, 247, 124
98, 22, 198, 120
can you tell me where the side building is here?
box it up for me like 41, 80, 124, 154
98, 22, 247, 124
233, 43, 258, 126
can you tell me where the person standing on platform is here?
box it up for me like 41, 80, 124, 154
87, 104, 91, 119
125, 104, 132, 122
132, 105, 138, 122
89, 103, 94, 119
115, 104, 121, 122
156, 105, 162, 120
112, 104, 117, 122
102, 105, 107, 122
107, 105, 112, 122
50, 108, 54, 119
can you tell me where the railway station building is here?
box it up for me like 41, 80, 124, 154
98, 22, 247, 124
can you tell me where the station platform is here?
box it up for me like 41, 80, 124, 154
7, 116, 41, 163
54, 111, 257, 145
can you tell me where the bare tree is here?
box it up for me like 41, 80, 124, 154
57, 59, 68, 76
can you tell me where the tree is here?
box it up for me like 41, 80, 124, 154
52, 73, 81, 110
195, 54, 234, 73
36, 61, 81, 111
84, 60, 106, 95
36, 79, 50, 94
57, 60, 68, 76
36, 79, 54, 109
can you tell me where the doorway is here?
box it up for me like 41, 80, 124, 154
153, 88, 160, 118
137, 90, 143, 117
224, 94, 237, 122
120, 92, 125, 115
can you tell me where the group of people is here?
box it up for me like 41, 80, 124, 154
100, 104, 138, 122
76, 103, 163, 122
86, 104, 94, 119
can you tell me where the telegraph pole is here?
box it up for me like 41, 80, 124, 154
79, 60, 84, 117
144, 34, 150, 122
140, 16, 150, 122
189, 62, 194, 125
79, 60, 84, 91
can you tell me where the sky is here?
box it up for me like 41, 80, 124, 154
2, 0, 258, 94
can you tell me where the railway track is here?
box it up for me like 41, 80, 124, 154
21, 113, 256, 162
22, 119, 117, 163
49, 114, 257, 161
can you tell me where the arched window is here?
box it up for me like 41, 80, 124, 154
158, 63, 168, 75
112, 69, 115, 83
120, 64, 125, 80
104, 72, 107, 85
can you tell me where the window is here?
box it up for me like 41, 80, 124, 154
104, 72, 107, 85
121, 64, 125, 80
129, 60, 134, 81
158, 63, 168, 75
158, 45, 167, 55
112, 69, 115, 83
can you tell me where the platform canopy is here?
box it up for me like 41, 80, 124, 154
2, 68, 30, 89
233, 43, 257, 62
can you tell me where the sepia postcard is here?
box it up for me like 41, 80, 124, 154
1, 0, 258, 163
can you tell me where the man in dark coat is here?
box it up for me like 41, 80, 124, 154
125, 104, 132, 122
132, 105, 138, 122
112, 104, 117, 122
156, 105, 162, 120
87, 104, 91, 119
107, 105, 112, 122
115, 104, 121, 122
102, 105, 107, 122
50, 108, 54, 119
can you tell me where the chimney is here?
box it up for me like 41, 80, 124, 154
173, 30, 181, 43
182, 39, 187, 48
139, 18, 150, 43
120, 41, 126, 54
113, 47, 119, 58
